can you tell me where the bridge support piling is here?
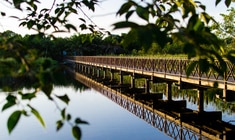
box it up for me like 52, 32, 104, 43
82, 65, 85, 73
92, 67, 96, 77
166, 81, 173, 101
87, 66, 91, 75
78, 64, 82, 72
103, 69, 106, 79
84, 65, 88, 74
109, 69, 115, 82
197, 88, 204, 112
86, 66, 90, 74
119, 71, 123, 85
74, 63, 77, 72
130, 73, 135, 89
145, 79, 150, 94
97, 68, 101, 78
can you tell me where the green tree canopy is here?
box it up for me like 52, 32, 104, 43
114, 0, 235, 76
1, 0, 235, 139
211, 7, 235, 51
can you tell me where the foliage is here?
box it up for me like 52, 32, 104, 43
162, 37, 184, 54
1, 0, 105, 36
1, 0, 235, 139
0, 57, 89, 138
0, 29, 125, 139
0, 0, 101, 139
211, 7, 235, 51
114, 0, 235, 77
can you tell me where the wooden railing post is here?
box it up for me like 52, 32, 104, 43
223, 71, 227, 101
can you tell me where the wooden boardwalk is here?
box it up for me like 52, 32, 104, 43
65, 56, 235, 140
65, 56, 235, 92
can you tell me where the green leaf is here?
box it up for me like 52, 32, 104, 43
13, 0, 23, 10
2, 102, 16, 112
67, 114, 71, 121
117, 1, 135, 16
7, 110, 22, 133
82, 0, 95, 11
72, 126, 81, 140
56, 120, 64, 131
19, 21, 27, 27
125, 10, 134, 20
27, 20, 35, 29
113, 21, 139, 29
136, 6, 149, 21
75, 118, 89, 125
225, 0, 231, 7
6, 94, 17, 102
199, 4, 206, 11
2, 94, 17, 111
226, 52, 235, 63
29, 105, 46, 128
78, 18, 86, 23
200, 12, 211, 24
21, 92, 36, 100
55, 8, 60, 14
69, 7, 77, 14
80, 24, 87, 30
198, 58, 209, 73
215, 0, 222, 5
1, 12, 6, 16
213, 81, 219, 88
183, 43, 196, 59
41, 84, 53, 99
56, 94, 70, 104
61, 108, 66, 119
65, 24, 77, 32
186, 61, 197, 76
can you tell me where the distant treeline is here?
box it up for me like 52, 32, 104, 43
0, 30, 186, 61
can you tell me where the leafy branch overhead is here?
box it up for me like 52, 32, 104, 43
1, 0, 235, 140
114, 0, 235, 77
1, 0, 103, 36
0, 1, 100, 139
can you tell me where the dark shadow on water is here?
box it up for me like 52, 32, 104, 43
66, 67, 235, 140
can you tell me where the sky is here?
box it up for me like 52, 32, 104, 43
0, 0, 234, 37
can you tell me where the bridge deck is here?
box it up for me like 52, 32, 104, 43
65, 56, 235, 91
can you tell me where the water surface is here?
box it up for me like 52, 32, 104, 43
0, 86, 171, 140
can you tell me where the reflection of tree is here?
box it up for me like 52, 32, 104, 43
0, 29, 123, 139
0, 55, 89, 138
171, 86, 235, 114
1, 0, 235, 139
0, 65, 88, 92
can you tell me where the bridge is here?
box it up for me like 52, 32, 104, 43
65, 56, 235, 140
65, 56, 235, 95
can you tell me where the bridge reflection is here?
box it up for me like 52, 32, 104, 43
67, 68, 234, 140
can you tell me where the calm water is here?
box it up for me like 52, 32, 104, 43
173, 95, 235, 124
0, 86, 172, 140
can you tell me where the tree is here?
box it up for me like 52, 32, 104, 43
1, 0, 235, 139
114, 0, 235, 76
0, 0, 105, 36
0, 1, 100, 139
211, 7, 235, 50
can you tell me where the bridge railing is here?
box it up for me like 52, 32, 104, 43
65, 56, 235, 90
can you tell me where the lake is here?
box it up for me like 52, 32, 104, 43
0, 86, 172, 140
1, 73, 235, 140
